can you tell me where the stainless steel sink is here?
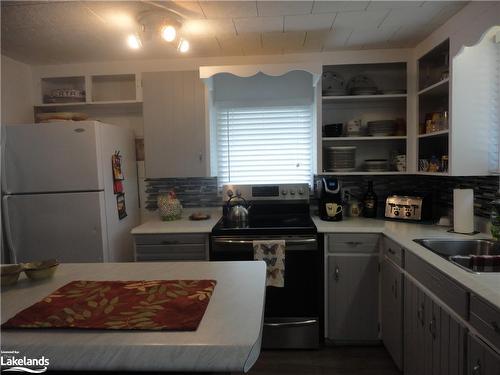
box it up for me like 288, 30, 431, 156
414, 239, 500, 273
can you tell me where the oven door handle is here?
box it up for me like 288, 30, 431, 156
212, 238, 317, 245
264, 319, 318, 328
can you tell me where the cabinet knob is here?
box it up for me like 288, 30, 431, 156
491, 321, 500, 334
334, 266, 340, 281
198, 152, 203, 162
472, 361, 481, 375
388, 248, 396, 255
429, 317, 437, 340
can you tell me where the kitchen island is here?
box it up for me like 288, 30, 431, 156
0, 261, 266, 373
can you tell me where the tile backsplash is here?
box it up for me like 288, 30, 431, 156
146, 175, 499, 218
145, 177, 220, 210
315, 175, 499, 218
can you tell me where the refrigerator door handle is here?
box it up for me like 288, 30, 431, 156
2, 196, 17, 263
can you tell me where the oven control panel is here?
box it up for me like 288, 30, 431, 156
223, 184, 310, 201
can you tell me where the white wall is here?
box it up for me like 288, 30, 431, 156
1, 55, 33, 125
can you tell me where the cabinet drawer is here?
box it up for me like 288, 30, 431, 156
327, 234, 380, 253
134, 233, 206, 245
135, 244, 206, 261
406, 251, 468, 319
383, 236, 404, 267
470, 295, 500, 351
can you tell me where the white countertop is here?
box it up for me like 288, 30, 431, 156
1, 261, 266, 373
131, 207, 222, 235
313, 216, 500, 311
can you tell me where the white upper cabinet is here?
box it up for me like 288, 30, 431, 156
142, 71, 207, 178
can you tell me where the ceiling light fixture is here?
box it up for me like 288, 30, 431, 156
161, 25, 177, 42
178, 38, 190, 53
127, 33, 142, 50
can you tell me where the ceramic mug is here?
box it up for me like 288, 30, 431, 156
326, 203, 342, 217
347, 119, 361, 135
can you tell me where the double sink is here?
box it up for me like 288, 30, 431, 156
414, 239, 500, 273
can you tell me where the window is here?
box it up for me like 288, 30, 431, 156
215, 104, 313, 185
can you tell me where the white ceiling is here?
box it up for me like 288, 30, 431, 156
1, 1, 467, 65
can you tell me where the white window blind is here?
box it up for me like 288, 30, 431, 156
216, 105, 313, 185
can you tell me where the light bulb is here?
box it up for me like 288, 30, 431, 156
161, 25, 176, 42
178, 38, 189, 53
127, 34, 141, 50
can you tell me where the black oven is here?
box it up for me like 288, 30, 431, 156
210, 183, 323, 349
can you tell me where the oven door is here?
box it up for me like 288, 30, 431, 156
210, 235, 322, 348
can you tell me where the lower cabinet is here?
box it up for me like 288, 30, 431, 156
327, 254, 379, 342
133, 233, 208, 261
405, 276, 467, 375
381, 256, 404, 371
468, 333, 500, 375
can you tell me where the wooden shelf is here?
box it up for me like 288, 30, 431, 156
418, 130, 449, 138
418, 78, 449, 96
323, 136, 407, 141
322, 94, 407, 102
322, 171, 407, 176
36, 100, 142, 108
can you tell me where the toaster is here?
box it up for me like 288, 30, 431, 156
385, 193, 433, 221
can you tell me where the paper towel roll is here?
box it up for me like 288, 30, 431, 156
453, 189, 474, 234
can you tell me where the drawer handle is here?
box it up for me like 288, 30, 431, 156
492, 321, 500, 334
346, 241, 363, 246
334, 266, 340, 282
429, 317, 437, 340
388, 248, 396, 255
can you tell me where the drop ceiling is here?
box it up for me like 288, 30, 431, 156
1, 1, 467, 65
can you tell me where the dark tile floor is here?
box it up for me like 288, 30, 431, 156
248, 346, 401, 375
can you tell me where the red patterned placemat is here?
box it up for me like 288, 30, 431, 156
2, 280, 216, 331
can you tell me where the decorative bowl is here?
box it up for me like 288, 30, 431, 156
23, 259, 59, 281
1, 264, 23, 286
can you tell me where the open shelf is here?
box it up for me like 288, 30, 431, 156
35, 100, 142, 108
323, 136, 407, 141
418, 78, 449, 96
416, 171, 449, 176
322, 171, 407, 176
322, 94, 407, 102
418, 130, 449, 138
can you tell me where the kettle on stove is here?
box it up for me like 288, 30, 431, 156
226, 192, 250, 227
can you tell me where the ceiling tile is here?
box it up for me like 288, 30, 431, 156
181, 18, 236, 37
185, 35, 221, 57
334, 10, 390, 30
262, 31, 305, 51
312, 1, 369, 13
346, 26, 399, 48
284, 14, 335, 32
322, 28, 353, 49
198, 1, 257, 18
366, 1, 425, 10
234, 16, 283, 33
168, 1, 206, 19
218, 32, 261, 55
257, 1, 313, 16
302, 30, 329, 51
380, 6, 441, 28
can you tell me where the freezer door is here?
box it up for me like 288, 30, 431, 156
3, 122, 103, 194
2, 192, 108, 263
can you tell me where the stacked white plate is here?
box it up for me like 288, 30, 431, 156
326, 146, 356, 171
367, 120, 396, 136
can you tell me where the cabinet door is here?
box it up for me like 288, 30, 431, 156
143, 71, 207, 178
405, 277, 467, 375
381, 257, 403, 370
468, 334, 500, 375
328, 255, 379, 342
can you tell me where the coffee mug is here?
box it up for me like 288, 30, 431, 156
326, 203, 343, 217
347, 119, 361, 135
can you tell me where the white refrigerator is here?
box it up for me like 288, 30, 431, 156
2, 121, 139, 263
